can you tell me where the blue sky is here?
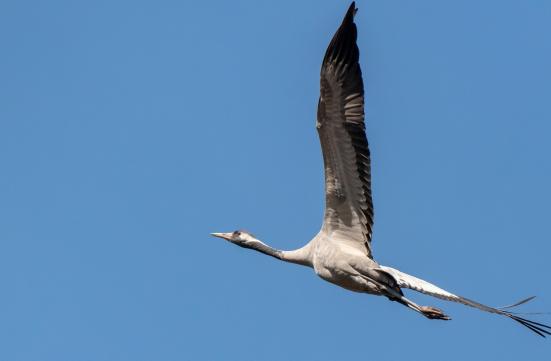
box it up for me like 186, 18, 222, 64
1, 0, 550, 359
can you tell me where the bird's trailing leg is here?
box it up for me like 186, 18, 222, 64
415, 304, 450, 320
357, 272, 451, 320
391, 293, 451, 321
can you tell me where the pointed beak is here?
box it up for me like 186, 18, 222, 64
210, 232, 233, 241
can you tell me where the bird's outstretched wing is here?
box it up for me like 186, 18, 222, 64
317, 2, 374, 257
381, 266, 551, 337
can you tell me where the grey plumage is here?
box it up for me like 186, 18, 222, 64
318, 3, 373, 258
211, 2, 551, 337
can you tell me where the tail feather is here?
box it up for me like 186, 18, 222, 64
498, 296, 537, 310
380, 265, 551, 337
509, 314, 551, 337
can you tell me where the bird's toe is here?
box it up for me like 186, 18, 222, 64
420, 306, 451, 321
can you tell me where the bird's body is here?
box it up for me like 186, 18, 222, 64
309, 234, 379, 294
212, 2, 551, 337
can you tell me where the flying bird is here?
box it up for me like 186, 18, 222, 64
212, 2, 550, 337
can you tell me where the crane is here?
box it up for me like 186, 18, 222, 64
211, 2, 550, 337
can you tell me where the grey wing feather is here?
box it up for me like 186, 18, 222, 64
317, 2, 374, 257
381, 266, 551, 337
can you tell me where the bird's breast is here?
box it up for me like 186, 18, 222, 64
312, 241, 379, 294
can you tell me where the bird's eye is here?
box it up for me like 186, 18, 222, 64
233, 231, 241, 237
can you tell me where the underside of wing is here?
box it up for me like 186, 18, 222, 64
317, 2, 374, 257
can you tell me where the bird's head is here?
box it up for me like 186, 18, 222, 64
211, 230, 259, 249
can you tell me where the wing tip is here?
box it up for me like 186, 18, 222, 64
346, 2, 358, 21
322, 2, 360, 67
340, 2, 358, 32
508, 313, 551, 338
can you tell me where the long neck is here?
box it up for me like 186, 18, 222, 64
247, 240, 283, 260
247, 239, 313, 267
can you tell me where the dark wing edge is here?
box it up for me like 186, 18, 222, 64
322, 2, 359, 66
317, 2, 374, 255
382, 266, 551, 338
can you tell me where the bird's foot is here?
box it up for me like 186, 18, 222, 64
420, 305, 451, 320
